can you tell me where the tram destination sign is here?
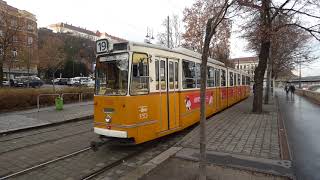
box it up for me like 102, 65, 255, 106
96, 39, 113, 54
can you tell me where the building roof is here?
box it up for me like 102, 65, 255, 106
230, 57, 258, 63
49, 23, 97, 36
96, 31, 127, 43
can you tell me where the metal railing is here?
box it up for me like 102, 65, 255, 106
37, 94, 60, 112
61, 93, 82, 103
37, 92, 94, 112
80, 92, 94, 102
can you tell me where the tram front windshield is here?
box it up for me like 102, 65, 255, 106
96, 53, 128, 95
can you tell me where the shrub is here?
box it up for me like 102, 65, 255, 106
0, 87, 94, 112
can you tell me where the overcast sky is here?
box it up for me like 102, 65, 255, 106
6, 0, 320, 77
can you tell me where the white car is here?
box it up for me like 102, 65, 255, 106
67, 77, 81, 86
80, 78, 95, 87
2, 80, 10, 86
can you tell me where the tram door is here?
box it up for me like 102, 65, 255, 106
157, 58, 179, 132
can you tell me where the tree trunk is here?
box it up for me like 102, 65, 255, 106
253, 41, 270, 113
264, 59, 271, 104
252, 0, 271, 113
0, 61, 3, 87
199, 18, 215, 180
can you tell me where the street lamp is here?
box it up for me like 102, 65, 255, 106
70, 46, 75, 77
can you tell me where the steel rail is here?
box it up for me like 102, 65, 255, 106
81, 148, 145, 180
0, 147, 92, 180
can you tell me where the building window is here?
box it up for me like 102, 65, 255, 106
11, 19, 18, 27
27, 24, 34, 31
27, 37, 33, 45
12, 36, 18, 42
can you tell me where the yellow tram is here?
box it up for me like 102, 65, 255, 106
94, 39, 251, 144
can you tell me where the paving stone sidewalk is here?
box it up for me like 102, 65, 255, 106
123, 96, 293, 180
0, 101, 93, 133
179, 96, 280, 160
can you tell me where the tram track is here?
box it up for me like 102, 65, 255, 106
0, 122, 196, 180
0, 146, 93, 180
0, 119, 92, 142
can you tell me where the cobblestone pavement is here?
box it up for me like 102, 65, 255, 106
0, 119, 96, 178
0, 117, 195, 180
179, 96, 280, 160
0, 101, 93, 133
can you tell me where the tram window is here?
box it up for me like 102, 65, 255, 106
221, 69, 226, 86
155, 60, 159, 90
130, 53, 149, 95
175, 62, 178, 89
246, 77, 251, 85
238, 74, 241, 85
169, 62, 174, 89
195, 63, 201, 88
207, 67, 215, 87
234, 73, 237, 86
242, 75, 245, 85
215, 69, 220, 87
182, 60, 196, 89
160, 60, 166, 90
229, 72, 234, 86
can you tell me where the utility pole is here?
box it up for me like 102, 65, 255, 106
299, 60, 301, 88
167, 16, 170, 48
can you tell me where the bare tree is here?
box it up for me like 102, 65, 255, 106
157, 14, 182, 48
239, 0, 320, 113
198, 1, 236, 179
243, 13, 316, 103
182, 0, 232, 65
0, 8, 22, 86
38, 33, 66, 91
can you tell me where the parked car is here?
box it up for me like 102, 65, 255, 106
80, 78, 95, 87
2, 80, 10, 86
53, 78, 68, 85
14, 76, 43, 88
67, 77, 81, 86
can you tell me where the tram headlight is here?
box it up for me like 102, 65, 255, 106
105, 114, 112, 123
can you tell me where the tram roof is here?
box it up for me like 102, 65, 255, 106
130, 42, 225, 66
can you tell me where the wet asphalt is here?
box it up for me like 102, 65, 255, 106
276, 89, 320, 180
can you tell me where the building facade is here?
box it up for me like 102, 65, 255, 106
231, 57, 258, 77
0, 0, 38, 79
47, 23, 127, 43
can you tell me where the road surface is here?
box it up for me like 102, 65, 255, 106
277, 89, 320, 180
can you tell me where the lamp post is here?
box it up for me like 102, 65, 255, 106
299, 60, 302, 89
145, 27, 154, 44
70, 46, 75, 77
9, 48, 17, 87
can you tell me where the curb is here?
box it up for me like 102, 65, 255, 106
119, 147, 182, 180
0, 115, 93, 136
275, 94, 292, 161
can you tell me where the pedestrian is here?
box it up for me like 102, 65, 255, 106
290, 84, 295, 97
9, 79, 14, 87
253, 83, 255, 94
284, 84, 289, 96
